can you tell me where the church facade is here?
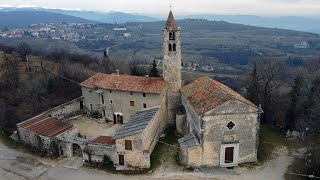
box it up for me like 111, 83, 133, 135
17, 10, 261, 170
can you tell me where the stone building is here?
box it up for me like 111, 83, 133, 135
80, 73, 166, 124
178, 77, 261, 167
16, 10, 261, 170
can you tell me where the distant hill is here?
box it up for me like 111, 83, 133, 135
185, 15, 320, 34
0, 8, 159, 24
1, 7, 320, 33
0, 11, 95, 28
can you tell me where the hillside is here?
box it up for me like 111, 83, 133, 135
0, 11, 95, 28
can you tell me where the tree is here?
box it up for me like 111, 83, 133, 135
286, 75, 303, 131
0, 54, 20, 90
15, 42, 32, 60
149, 59, 159, 77
246, 62, 261, 106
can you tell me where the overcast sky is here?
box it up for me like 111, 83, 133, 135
1, 0, 320, 16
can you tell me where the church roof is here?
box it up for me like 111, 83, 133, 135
165, 10, 177, 29
80, 73, 165, 94
181, 76, 257, 115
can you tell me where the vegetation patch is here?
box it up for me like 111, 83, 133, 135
150, 127, 180, 171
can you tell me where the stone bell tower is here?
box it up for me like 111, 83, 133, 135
163, 10, 182, 125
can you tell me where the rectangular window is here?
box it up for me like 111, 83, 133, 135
110, 90, 112, 93
101, 94, 104, 104
125, 140, 132, 150
110, 100, 113, 104
90, 104, 93, 111
130, 92, 133, 95
169, 32, 175, 40
130, 101, 134, 107
143, 103, 147, 108
143, 93, 146, 97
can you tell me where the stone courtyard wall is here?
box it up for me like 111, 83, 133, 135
46, 97, 83, 120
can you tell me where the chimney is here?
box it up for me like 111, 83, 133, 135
116, 69, 120, 75
145, 75, 149, 83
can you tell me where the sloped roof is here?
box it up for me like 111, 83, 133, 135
92, 136, 115, 145
165, 11, 177, 29
80, 73, 165, 94
113, 107, 159, 139
18, 114, 74, 138
178, 133, 200, 148
181, 76, 257, 115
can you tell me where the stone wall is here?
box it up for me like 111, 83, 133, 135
46, 97, 83, 120
18, 128, 52, 149
82, 87, 162, 123
115, 107, 165, 169
83, 144, 117, 163
182, 96, 201, 141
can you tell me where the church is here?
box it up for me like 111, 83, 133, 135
17, 10, 261, 170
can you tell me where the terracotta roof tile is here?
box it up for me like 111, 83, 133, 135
80, 73, 165, 94
19, 114, 74, 138
181, 76, 257, 115
92, 136, 115, 145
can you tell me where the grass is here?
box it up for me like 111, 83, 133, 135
257, 125, 293, 164
0, 131, 24, 150
150, 127, 179, 171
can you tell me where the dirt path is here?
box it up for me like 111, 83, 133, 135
152, 147, 293, 180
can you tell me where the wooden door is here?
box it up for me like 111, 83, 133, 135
119, 154, 124, 166
225, 147, 234, 164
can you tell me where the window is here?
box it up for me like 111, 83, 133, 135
169, 32, 175, 40
173, 43, 176, 51
89, 89, 92, 93
130, 92, 133, 95
102, 110, 106, 117
143, 103, 147, 108
130, 101, 135, 107
110, 90, 112, 93
101, 94, 104, 104
226, 121, 235, 130
110, 100, 113, 104
125, 140, 132, 150
90, 104, 93, 111
169, 44, 172, 51
143, 93, 146, 97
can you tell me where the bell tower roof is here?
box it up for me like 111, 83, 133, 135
165, 10, 177, 29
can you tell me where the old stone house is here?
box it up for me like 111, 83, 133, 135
80, 73, 166, 124
17, 10, 261, 170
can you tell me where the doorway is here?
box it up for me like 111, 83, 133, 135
119, 154, 124, 166
225, 147, 234, 164
72, 144, 83, 157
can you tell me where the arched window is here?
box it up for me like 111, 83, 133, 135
173, 43, 177, 51
169, 44, 172, 51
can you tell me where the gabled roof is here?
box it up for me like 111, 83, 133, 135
113, 107, 159, 139
18, 114, 74, 138
80, 73, 165, 94
181, 76, 257, 115
165, 10, 177, 29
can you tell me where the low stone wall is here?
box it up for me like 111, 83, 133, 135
46, 97, 83, 120
84, 144, 116, 163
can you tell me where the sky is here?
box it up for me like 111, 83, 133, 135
1, 0, 320, 17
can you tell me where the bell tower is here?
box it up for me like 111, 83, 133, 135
163, 10, 182, 125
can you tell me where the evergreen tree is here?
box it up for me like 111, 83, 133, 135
246, 62, 261, 106
287, 75, 303, 131
149, 59, 159, 77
